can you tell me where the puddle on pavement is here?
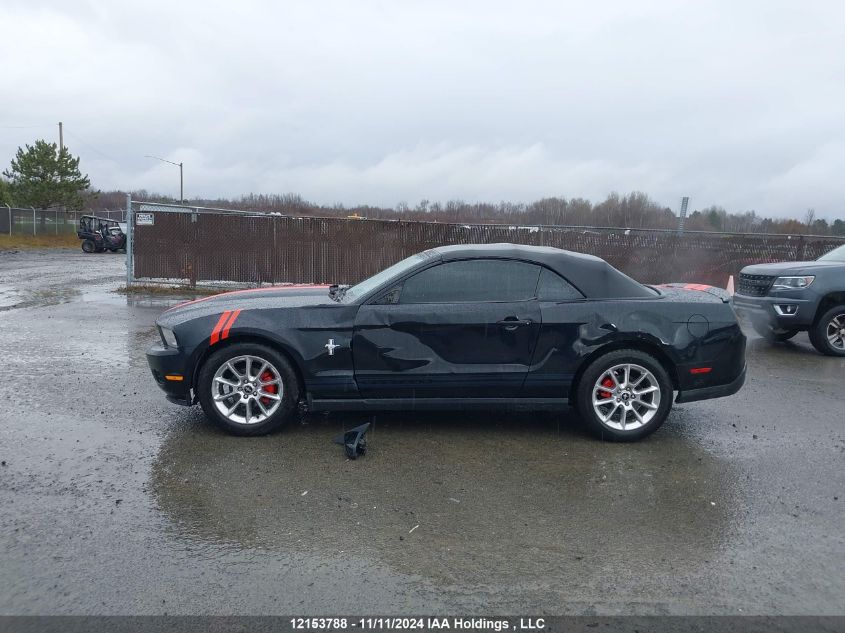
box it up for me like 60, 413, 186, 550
78, 287, 132, 306
0, 284, 80, 311
126, 295, 198, 310
744, 335, 845, 378
0, 278, 198, 313
151, 412, 739, 584
80, 288, 198, 311
1, 283, 105, 311
0, 284, 21, 308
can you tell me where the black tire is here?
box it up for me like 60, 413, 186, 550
575, 349, 674, 442
751, 321, 799, 342
197, 342, 300, 436
81, 239, 96, 253
809, 305, 845, 357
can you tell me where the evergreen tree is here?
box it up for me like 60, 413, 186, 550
0, 177, 12, 206
3, 140, 91, 210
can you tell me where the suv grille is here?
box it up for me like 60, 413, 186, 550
738, 273, 776, 297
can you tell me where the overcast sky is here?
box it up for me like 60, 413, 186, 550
1, 0, 843, 217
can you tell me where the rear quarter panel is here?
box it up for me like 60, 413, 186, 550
527, 293, 745, 398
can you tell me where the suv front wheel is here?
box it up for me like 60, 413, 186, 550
809, 306, 845, 357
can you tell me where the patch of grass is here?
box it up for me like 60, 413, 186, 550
0, 233, 80, 250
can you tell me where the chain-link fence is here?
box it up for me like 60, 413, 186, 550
128, 200, 845, 289
0, 207, 126, 236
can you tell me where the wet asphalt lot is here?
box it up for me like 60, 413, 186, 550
0, 249, 842, 616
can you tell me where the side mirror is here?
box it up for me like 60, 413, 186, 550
332, 423, 371, 459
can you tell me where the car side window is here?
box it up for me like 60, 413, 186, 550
400, 259, 541, 304
536, 267, 583, 301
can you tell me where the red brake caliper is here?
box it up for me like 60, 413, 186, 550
599, 377, 615, 399
260, 371, 277, 405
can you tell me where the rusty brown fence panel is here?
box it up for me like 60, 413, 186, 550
129, 201, 845, 288
132, 208, 194, 282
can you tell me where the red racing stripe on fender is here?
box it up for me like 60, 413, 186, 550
209, 311, 231, 345
220, 309, 242, 341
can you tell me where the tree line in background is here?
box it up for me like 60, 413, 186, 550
92, 190, 845, 236
2, 137, 844, 236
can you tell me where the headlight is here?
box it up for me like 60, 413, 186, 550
772, 276, 815, 290
159, 326, 178, 348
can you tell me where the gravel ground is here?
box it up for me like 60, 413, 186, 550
0, 249, 842, 615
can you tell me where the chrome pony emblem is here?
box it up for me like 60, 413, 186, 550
325, 339, 340, 356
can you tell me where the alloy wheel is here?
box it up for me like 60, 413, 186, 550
592, 363, 661, 431
826, 313, 845, 351
212, 355, 283, 425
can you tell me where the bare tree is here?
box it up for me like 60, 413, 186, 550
804, 208, 816, 228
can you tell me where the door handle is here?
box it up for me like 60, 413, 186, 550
496, 317, 533, 331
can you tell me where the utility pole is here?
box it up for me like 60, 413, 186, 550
677, 196, 690, 234
58, 123, 64, 217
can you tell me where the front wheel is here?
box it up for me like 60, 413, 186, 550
197, 343, 300, 436
575, 349, 674, 441
809, 306, 845, 357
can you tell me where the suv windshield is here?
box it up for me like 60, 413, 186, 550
818, 244, 845, 262
340, 252, 430, 302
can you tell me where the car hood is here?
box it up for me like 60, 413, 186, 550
157, 285, 333, 327
741, 261, 843, 275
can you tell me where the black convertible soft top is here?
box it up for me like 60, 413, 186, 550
431, 243, 654, 299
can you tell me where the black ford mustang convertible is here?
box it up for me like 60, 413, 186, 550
147, 244, 746, 441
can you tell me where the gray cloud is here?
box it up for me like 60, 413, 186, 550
1, 0, 843, 217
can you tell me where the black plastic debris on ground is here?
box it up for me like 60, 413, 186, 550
332, 422, 371, 459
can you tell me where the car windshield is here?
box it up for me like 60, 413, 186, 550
340, 252, 430, 302
818, 244, 845, 262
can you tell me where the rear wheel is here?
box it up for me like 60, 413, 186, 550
752, 321, 799, 342
575, 349, 673, 441
81, 239, 96, 253
809, 306, 845, 357
197, 343, 299, 436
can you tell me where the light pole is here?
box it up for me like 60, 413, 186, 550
145, 155, 184, 204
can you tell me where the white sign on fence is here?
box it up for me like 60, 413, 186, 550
136, 213, 155, 226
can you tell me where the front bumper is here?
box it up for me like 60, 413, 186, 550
732, 294, 815, 329
146, 343, 193, 405
676, 364, 746, 404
